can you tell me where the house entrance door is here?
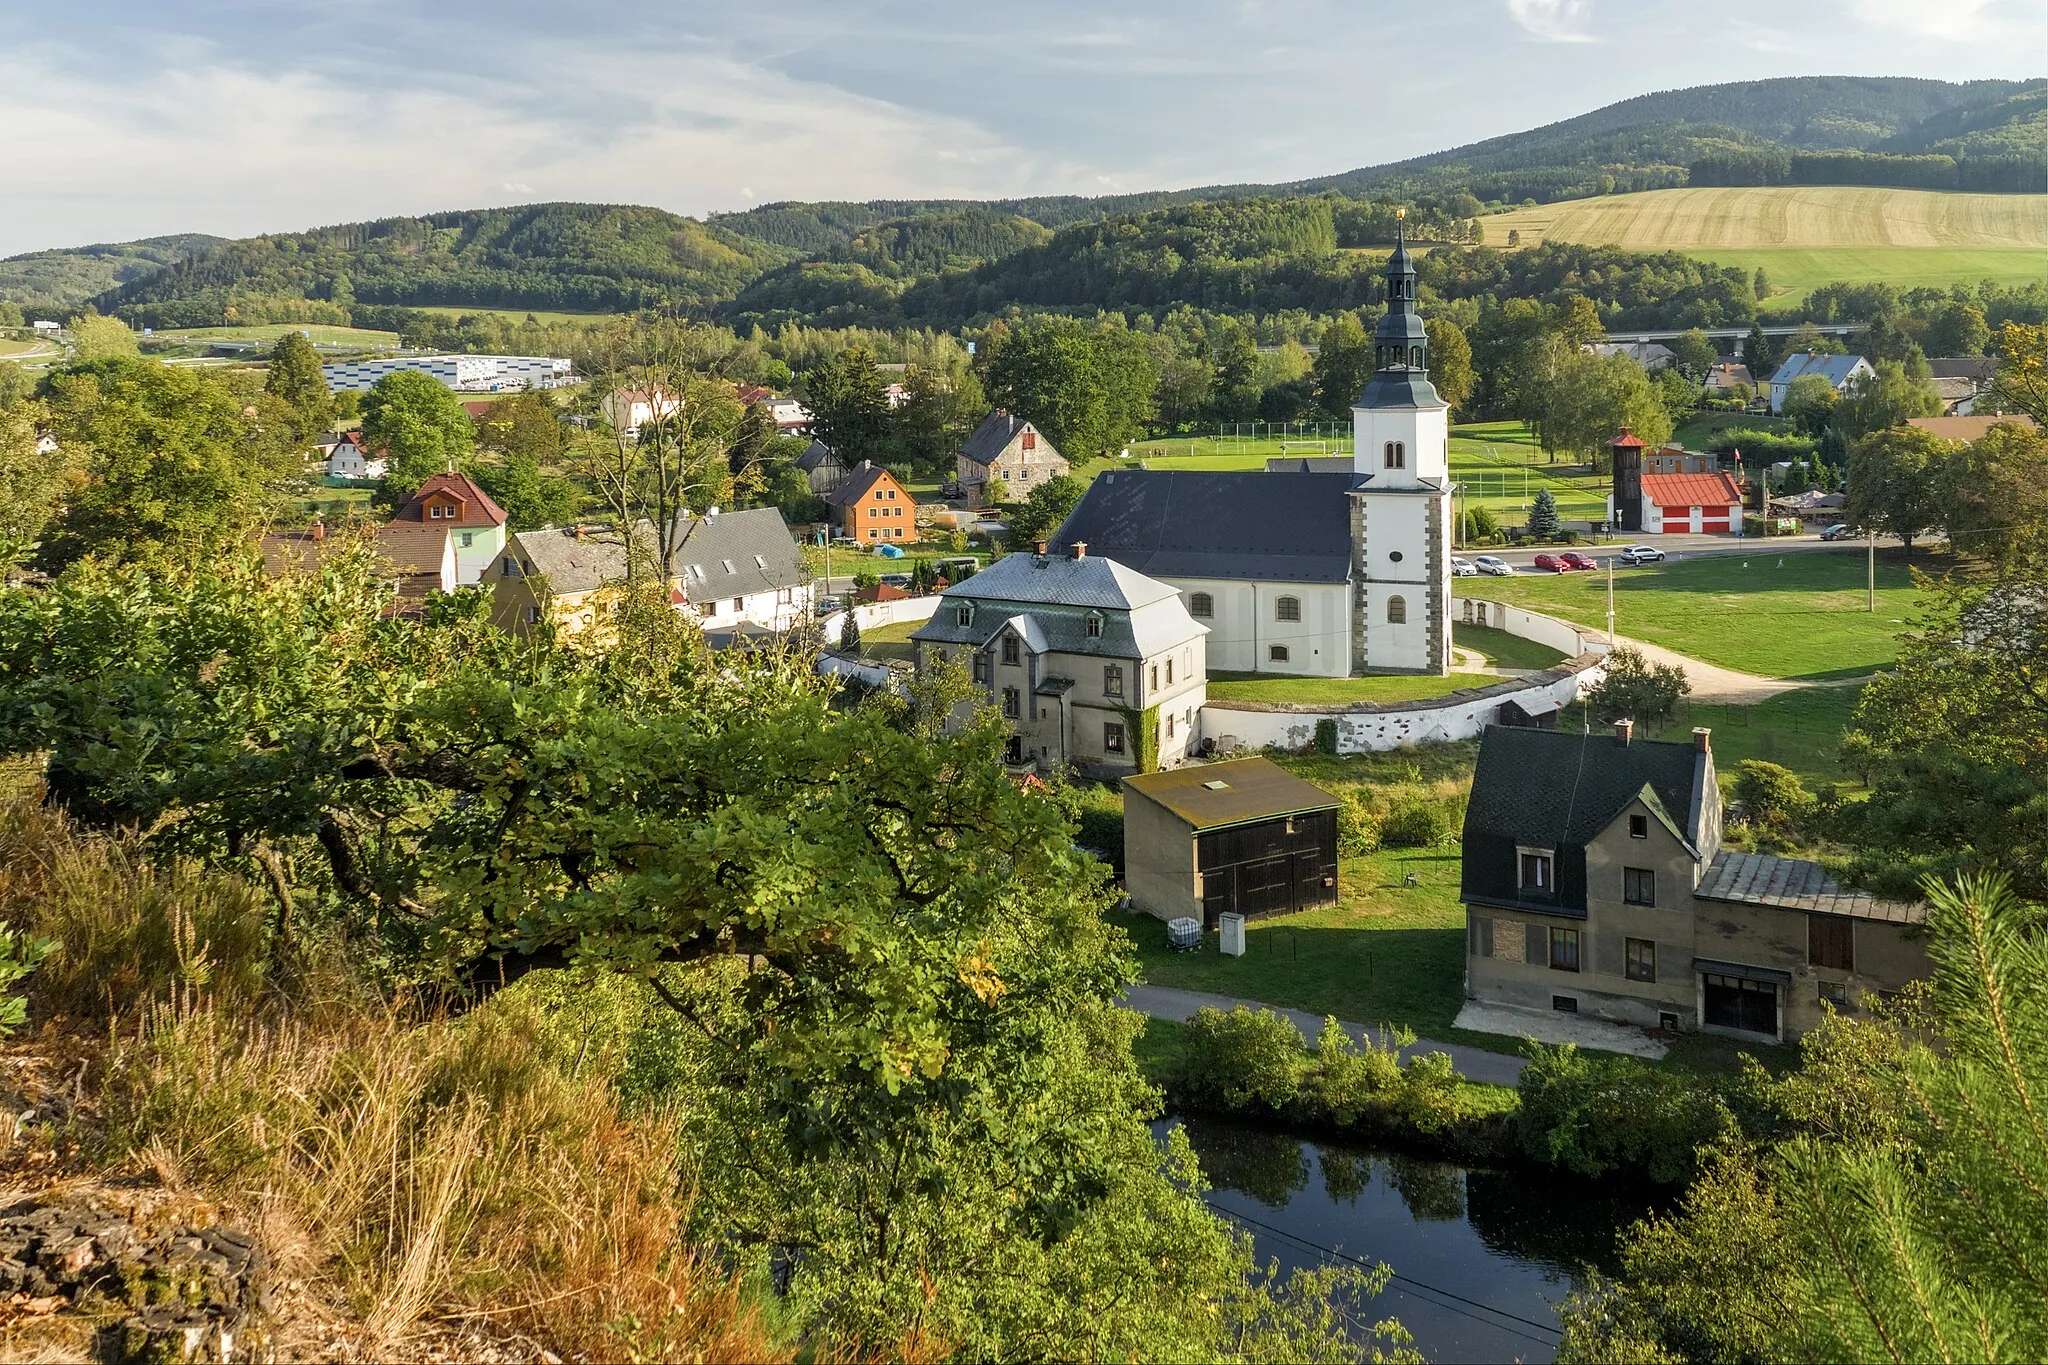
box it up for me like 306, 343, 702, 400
1702, 973, 1778, 1035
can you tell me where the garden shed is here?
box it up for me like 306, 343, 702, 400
1122, 757, 1340, 929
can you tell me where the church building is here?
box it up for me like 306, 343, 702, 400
1051, 229, 1453, 676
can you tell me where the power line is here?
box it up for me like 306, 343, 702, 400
1201, 1198, 1565, 1345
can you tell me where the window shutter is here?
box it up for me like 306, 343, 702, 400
1527, 923, 1548, 965
1474, 917, 1494, 958
1596, 933, 1624, 977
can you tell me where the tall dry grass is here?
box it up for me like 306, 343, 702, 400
0, 797, 780, 1362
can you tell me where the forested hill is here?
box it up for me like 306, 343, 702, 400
0, 234, 223, 313
91, 203, 795, 328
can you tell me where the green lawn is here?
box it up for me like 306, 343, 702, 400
1671, 412, 1787, 450
163, 323, 400, 346
1655, 687, 1865, 793
852, 618, 924, 662
1692, 247, 2048, 313
1206, 671, 1498, 705
1465, 549, 1926, 680
1449, 421, 1610, 525
1452, 622, 1566, 672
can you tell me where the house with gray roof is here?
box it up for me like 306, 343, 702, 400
1461, 722, 1927, 1043
1767, 352, 1875, 414
910, 544, 1207, 775
794, 439, 847, 495
955, 412, 1068, 508
490, 508, 811, 642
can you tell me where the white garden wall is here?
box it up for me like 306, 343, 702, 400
1454, 597, 1611, 658
1200, 652, 1607, 755
821, 595, 939, 646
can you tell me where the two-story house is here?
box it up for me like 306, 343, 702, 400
1461, 723, 1928, 1043
956, 412, 1069, 507
910, 544, 1207, 776
825, 461, 915, 543
390, 472, 508, 585
325, 431, 387, 481
492, 509, 811, 640
1766, 353, 1874, 414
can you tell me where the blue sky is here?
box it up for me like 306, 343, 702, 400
0, 0, 2040, 255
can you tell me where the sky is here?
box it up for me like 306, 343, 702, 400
0, 0, 2041, 256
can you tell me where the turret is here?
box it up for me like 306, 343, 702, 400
1357, 214, 1442, 411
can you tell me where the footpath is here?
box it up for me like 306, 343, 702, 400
1124, 983, 1528, 1088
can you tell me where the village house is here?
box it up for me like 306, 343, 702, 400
955, 412, 1069, 506
764, 396, 813, 434
1123, 756, 1339, 929
794, 439, 848, 495
1928, 356, 1997, 415
1590, 340, 1675, 371
597, 387, 679, 434
390, 471, 508, 585
1703, 360, 1754, 395
1766, 353, 1874, 414
1052, 230, 1452, 679
826, 461, 916, 543
491, 508, 811, 639
1460, 723, 1928, 1043
910, 544, 1207, 775
260, 521, 457, 615
325, 431, 387, 481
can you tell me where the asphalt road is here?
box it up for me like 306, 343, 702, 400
1465, 530, 1865, 572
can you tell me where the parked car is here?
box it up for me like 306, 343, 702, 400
1532, 553, 1568, 573
1450, 556, 1479, 577
1617, 544, 1666, 565
1559, 552, 1599, 571
1473, 555, 1513, 577
1819, 523, 1854, 541
815, 596, 844, 614
879, 572, 913, 589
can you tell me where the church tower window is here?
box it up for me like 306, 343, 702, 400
1387, 595, 1408, 625
1275, 595, 1301, 622
1383, 441, 1405, 470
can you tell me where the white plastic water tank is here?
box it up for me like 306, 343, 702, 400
1218, 913, 1246, 958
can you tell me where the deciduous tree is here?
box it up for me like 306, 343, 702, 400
69, 314, 140, 362
262, 331, 334, 439
1582, 644, 1689, 729
1312, 313, 1372, 417
1424, 316, 1474, 413
361, 370, 475, 496
1845, 425, 1951, 556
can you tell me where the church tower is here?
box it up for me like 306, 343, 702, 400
1350, 217, 1453, 675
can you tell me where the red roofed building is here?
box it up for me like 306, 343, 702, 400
1637, 471, 1744, 534
391, 471, 510, 584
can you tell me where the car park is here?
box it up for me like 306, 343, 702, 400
1473, 555, 1513, 576
1559, 552, 1598, 571
1617, 544, 1666, 565
1532, 553, 1568, 573
1450, 556, 1479, 576
1819, 523, 1854, 541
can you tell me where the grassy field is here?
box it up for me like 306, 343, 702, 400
1672, 412, 1788, 449
1654, 687, 1864, 792
0, 337, 51, 358
159, 323, 401, 346
1206, 671, 1498, 705
1466, 548, 1925, 680
854, 618, 924, 662
411, 305, 626, 325
1452, 622, 1567, 671
1479, 186, 2048, 309
1481, 186, 2048, 251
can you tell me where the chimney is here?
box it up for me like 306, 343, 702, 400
1613, 718, 1633, 745
1034, 540, 1048, 556
1070, 542, 1087, 559
1694, 727, 1712, 754
310, 519, 325, 542
574, 524, 586, 541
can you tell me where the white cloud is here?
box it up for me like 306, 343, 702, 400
1846, 0, 2030, 43
1504, 0, 1599, 43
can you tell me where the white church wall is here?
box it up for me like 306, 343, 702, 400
1200, 652, 1607, 755
1160, 577, 1347, 677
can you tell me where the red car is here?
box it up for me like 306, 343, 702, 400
1560, 552, 1599, 571
1533, 553, 1568, 573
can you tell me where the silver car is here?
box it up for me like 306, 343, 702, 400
1473, 555, 1513, 576
1617, 544, 1666, 565
1450, 556, 1479, 577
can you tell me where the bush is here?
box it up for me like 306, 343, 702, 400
1314, 718, 1338, 755
1174, 1006, 1305, 1111
1381, 799, 1455, 849
1336, 793, 1382, 858
0, 927, 53, 1035
1515, 1043, 1735, 1184
1735, 760, 1810, 828
1466, 505, 1500, 542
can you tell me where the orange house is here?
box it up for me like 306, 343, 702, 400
826, 461, 915, 543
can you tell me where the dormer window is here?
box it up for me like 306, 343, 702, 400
1518, 847, 1553, 892
956, 605, 972, 626
1086, 614, 1103, 638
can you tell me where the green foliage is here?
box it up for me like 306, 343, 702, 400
1424, 316, 1475, 413
837, 608, 861, 652
1516, 1043, 1736, 1184
0, 234, 223, 312
1005, 473, 1086, 546
69, 313, 140, 361
1380, 800, 1454, 849
0, 926, 55, 1036
362, 369, 476, 496
262, 331, 334, 438
0, 362, 33, 412
1313, 313, 1371, 416
1734, 759, 1811, 829
472, 392, 578, 529
1670, 328, 1720, 381
1779, 373, 1840, 435
1831, 358, 1941, 444
0, 399, 76, 543
1526, 485, 1563, 538
1583, 644, 1691, 729
1464, 503, 1501, 542
1335, 792, 1382, 857
1938, 419, 2048, 571
801, 344, 892, 457
985, 318, 1158, 459
1174, 1006, 1306, 1111
1844, 423, 1950, 554
1313, 718, 1339, 755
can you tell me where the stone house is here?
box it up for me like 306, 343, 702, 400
1461, 723, 1928, 1042
910, 544, 1207, 776
955, 412, 1068, 506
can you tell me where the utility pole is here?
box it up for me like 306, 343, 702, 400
1867, 526, 1875, 612
1606, 553, 1616, 646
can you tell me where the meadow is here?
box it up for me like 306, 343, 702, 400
157, 323, 401, 346
1205, 671, 1498, 705
1464, 547, 1926, 680
411, 305, 627, 325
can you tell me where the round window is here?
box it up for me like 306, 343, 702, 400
1389, 551, 1404, 563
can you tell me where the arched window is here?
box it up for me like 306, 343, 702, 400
1268, 645, 1290, 663
1383, 441, 1405, 470
1275, 595, 1301, 622
1387, 595, 1407, 625
1189, 592, 1213, 619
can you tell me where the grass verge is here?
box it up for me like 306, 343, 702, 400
1206, 671, 1499, 705
1452, 621, 1567, 671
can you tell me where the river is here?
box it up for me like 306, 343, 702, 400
1166, 1116, 1663, 1364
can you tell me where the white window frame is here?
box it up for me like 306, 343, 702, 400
1517, 845, 1555, 892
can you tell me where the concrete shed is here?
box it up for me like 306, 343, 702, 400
1122, 757, 1340, 929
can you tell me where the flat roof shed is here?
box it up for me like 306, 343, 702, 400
1123, 757, 1340, 929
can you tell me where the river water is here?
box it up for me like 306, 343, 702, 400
1166, 1117, 1662, 1365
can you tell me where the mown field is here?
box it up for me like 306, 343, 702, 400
157, 323, 401, 346
1465, 548, 1925, 680
411, 305, 626, 325
1481, 186, 2048, 307
1206, 671, 1498, 705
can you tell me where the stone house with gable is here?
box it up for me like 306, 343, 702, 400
910, 544, 1206, 775
1461, 723, 1928, 1042
956, 412, 1068, 507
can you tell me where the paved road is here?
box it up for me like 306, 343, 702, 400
1125, 983, 1527, 1088
1470, 531, 1855, 571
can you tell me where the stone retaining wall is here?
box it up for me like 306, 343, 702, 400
1201, 651, 1607, 754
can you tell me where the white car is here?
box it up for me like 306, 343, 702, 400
1617, 544, 1666, 565
1473, 555, 1513, 576
1450, 556, 1479, 577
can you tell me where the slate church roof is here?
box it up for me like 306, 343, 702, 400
1050, 469, 1355, 584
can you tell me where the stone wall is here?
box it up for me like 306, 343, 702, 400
1201, 652, 1607, 755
